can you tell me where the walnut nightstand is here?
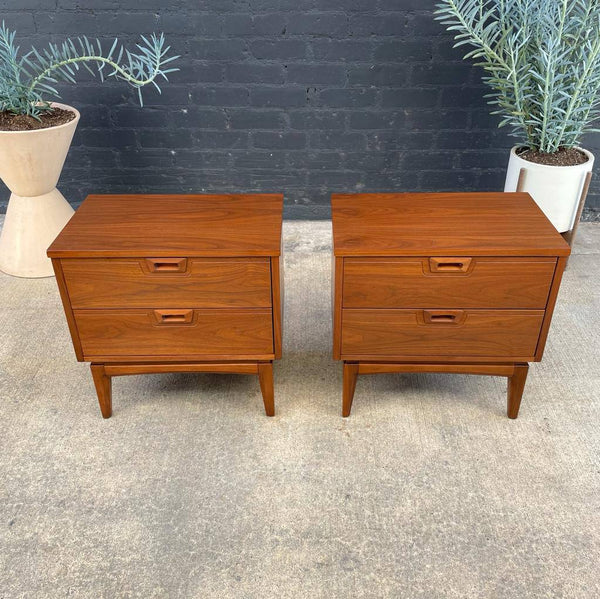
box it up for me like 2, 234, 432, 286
48, 194, 283, 418
331, 193, 571, 418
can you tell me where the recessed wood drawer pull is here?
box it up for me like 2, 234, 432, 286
438, 262, 463, 270
145, 258, 188, 273
430, 314, 456, 322
422, 309, 465, 324
152, 309, 194, 325
429, 257, 472, 273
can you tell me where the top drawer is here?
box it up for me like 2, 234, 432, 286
62, 257, 272, 309
343, 257, 556, 309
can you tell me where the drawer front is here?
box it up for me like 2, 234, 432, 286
343, 257, 556, 309
74, 309, 274, 358
341, 309, 544, 358
62, 258, 272, 309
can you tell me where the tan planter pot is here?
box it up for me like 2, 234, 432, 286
0, 102, 80, 277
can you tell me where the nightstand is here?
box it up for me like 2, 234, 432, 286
331, 193, 571, 418
48, 194, 283, 418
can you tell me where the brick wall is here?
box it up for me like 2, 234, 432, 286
1, 0, 599, 218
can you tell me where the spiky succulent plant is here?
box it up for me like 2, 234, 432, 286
435, 0, 600, 154
0, 21, 178, 118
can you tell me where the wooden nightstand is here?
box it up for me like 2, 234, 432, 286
48, 194, 283, 418
331, 193, 571, 418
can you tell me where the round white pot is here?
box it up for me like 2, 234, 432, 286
0, 102, 80, 278
504, 145, 594, 233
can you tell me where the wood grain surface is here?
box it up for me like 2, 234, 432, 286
332, 193, 571, 257
62, 257, 272, 308
51, 258, 84, 361
342, 257, 556, 309
271, 254, 284, 360
535, 256, 568, 360
75, 308, 274, 358
103, 362, 260, 375
48, 194, 283, 258
357, 362, 517, 376
341, 309, 544, 358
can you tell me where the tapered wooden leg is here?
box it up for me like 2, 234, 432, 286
91, 363, 112, 419
342, 362, 359, 417
507, 363, 529, 419
258, 361, 275, 417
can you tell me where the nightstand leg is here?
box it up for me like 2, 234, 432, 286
507, 363, 529, 419
258, 361, 275, 417
91, 364, 112, 419
342, 362, 359, 417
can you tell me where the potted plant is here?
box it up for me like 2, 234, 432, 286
0, 22, 178, 277
435, 0, 599, 234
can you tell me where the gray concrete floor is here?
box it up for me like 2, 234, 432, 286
0, 219, 599, 598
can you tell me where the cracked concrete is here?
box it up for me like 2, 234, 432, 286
0, 219, 599, 598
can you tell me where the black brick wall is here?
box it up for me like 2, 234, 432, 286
1, 0, 599, 218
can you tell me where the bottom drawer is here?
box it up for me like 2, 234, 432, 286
341, 309, 544, 359
75, 309, 274, 358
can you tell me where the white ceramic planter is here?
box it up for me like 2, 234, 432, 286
504, 145, 594, 233
0, 102, 80, 277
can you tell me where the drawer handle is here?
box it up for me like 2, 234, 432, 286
429, 257, 472, 273
422, 310, 465, 324
145, 258, 188, 273
152, 309, 194, 325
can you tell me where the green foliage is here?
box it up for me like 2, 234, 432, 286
435, 0, 600, 153
0, 22, 178, 118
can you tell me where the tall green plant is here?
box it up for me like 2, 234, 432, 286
435, 0, 600, 154
0, 22, 178, 118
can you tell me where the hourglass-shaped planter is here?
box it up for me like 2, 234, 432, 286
0, 103, 80, 278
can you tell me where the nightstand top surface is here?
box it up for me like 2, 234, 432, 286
48, 194, 283, 258
332, 192, 571, 257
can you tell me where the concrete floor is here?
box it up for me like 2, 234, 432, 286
0, 220, 599, 598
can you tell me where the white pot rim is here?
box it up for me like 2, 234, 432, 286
510, 145, 594, 170
0, 102, 80, 135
